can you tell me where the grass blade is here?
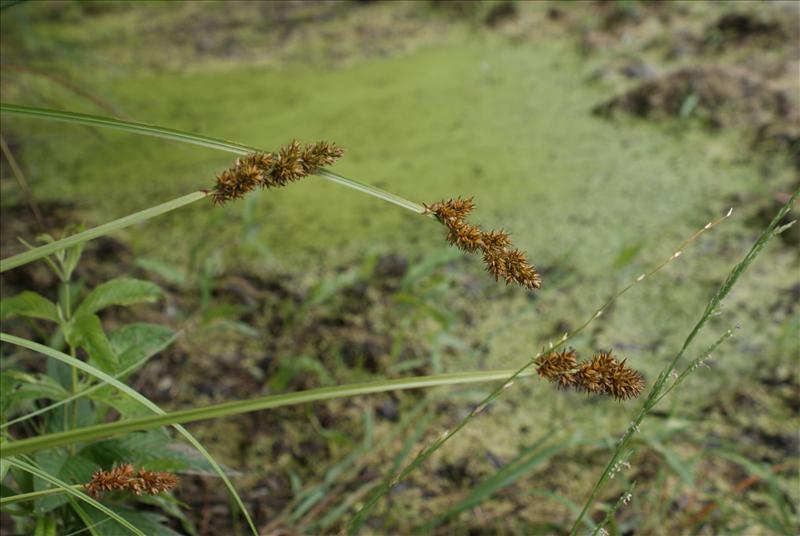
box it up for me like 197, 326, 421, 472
0, 192, 207, 273
0, 333, 258, 535
0, 103, 425, 214
347, 206, 733, 533
1, 331, 180, 430
5, 457, 146, 536
568, 188, 798, 534
1, 360, 535, 457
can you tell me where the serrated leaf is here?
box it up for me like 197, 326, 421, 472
0, 291, 59, 323
69, 314, 119, 374
75, 278, 162, 317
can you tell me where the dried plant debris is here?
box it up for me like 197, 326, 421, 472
536, 349, 645, 401
424, 197, 541, 291
212, 140, 344, 204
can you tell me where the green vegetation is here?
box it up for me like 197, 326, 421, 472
2, 1, 797, 534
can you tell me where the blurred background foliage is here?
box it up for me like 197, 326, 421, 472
1, 1, 797, 534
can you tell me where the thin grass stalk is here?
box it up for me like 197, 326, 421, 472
1, 331, 180, 430
5, 457, 146, 536
0, 333, 258, 535
0, 483, 83, 505
0, 192, 207, 272
567, 188, 798, 534
0, 103, 424, 214
1, 364, 535, 457
347, 207, 733, 533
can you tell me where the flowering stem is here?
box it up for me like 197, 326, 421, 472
0, 359, 535, 457
0, 484, 84, 505
0, 191, 208, 272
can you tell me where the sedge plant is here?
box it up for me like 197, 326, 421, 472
0, 102, 795, 534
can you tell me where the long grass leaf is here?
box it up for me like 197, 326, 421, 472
0, 333, 258, 536
347, 207, 734, 533
0, 192, 207, 273
0, 103, 425, 214
5, 457, 146, 536
1, 362, 534, 457
568, 188, 798, 534
1, 331, 180, 430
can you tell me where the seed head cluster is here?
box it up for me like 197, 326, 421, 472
424, 197, 541, 291
212, 140, 344, 204
85, 463, 178, 498
536, 349, 645, 401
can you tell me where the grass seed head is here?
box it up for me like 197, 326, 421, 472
212, 140, 344, 204
85, 463, 178, 498
536, 349, 579, 388
426, 197, 541, 291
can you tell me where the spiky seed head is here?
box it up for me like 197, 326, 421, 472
536, 349, 579, 388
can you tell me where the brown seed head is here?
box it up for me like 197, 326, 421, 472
85, 464, 178, 498
424, 197, 475, 224
481, 230, 511, 251
448, 221, 484, 252
606, 358, 646, 400
482, 249, 506, 281
301, 141, 345, 173
211, 140, 344, 204
536, 349, 579, 388
425, 197, 541, 291
574, 352, 645, 401
499, 248, 541, 290
272, 139, 305, 185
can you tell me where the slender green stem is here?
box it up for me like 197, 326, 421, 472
0, 104, 428, 273
1, 332, 180, 430
347, 205, 734, 534
1, 366, 534, 457
0, 484, 84, 505
0, 103, 425, 214
0, 103, 257, 154
0, 332, 258, 535
5, 458, 146, 536
567, 188, 798, 534
0, 191, 208, 272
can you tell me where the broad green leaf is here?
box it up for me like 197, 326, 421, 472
33, 451, 99, 513
109, 323, 175, 372
89, 390, 153, 419
80, 433, 219, 475
76, 503, 183, 536
0, 372, 18, 414
75, 278, 162, 317
0, 292, 59, 323
68, 314, 119, 374
33, 450, 69, 513
1, 332, 258, 535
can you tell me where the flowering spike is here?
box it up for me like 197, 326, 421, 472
425, 197, 541, 291
211, 140, 344, 204
85, 464, 178, 498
